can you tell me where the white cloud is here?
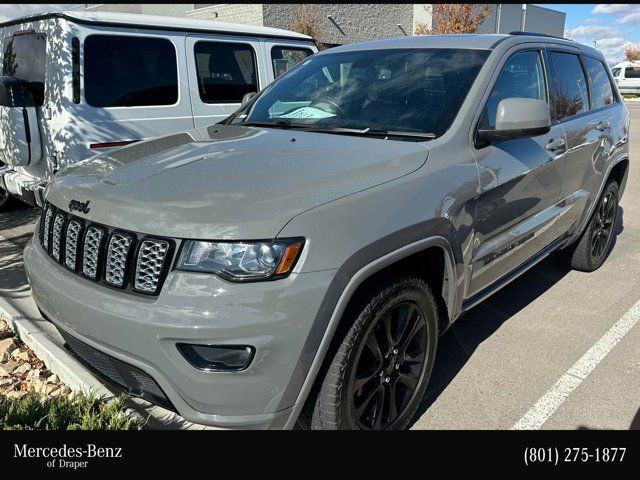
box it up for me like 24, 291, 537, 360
0, 4, 77, 22
592, 4, 639, 15
565, 25, 621, 40
618, 11, 640, 25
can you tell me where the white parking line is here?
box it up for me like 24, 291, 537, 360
512, 299, 640, 430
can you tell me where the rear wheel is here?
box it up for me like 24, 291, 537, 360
0, 187, 15, 212
563, 180, 619, 272
310, 276, 438, 430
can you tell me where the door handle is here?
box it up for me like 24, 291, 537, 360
545, 137, 565, 151
595, 120, 611, 131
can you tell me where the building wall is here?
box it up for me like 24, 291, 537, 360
263, 4, 414, 46
187, 4, 264, 26
476, 4, 565, 36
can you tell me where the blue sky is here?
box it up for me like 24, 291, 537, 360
545, 4, 640, 64
0, 4, 639, 65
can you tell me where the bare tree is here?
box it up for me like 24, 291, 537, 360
291, 5, 324, 50
626, 46, 640, 63
415, 4, 492, 35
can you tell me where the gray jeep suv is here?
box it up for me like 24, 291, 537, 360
24, 33, 630, 430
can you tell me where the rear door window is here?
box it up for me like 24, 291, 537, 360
84, 35, 178, 108
271, 46, 313, 78
584, 57, 616, 109
2, 33, 46, 106
548, 51, 589, 121
194, 41, 257, 103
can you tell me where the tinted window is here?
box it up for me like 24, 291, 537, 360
625, 67, 640, 78
235, 48, 489, 138
549, 51, 589, 121
611, 67, 621, 77
194, 42, 257, 103
271, 46, 313, 78
2, 33, 46, 106
84, 35, 178, 107
585, 57, 615, 109
481, 50, 547, 129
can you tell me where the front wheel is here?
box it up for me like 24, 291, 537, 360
0, 186, 14, 212
310, 276, 438, 430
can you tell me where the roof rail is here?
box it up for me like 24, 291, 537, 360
508, 31, 572, 41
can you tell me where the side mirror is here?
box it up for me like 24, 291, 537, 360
477, 98, 551, 145
0, 76, 42, 167
241, 92, 257, 107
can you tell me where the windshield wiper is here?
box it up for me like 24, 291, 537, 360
304, 126, 437, 140
239, 119, 297, 129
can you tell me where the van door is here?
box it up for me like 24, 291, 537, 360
75, 31, 194, 153
468, 47, 566, 300
185, 35, 265, 127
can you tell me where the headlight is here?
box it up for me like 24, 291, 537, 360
176, 238, 304, 281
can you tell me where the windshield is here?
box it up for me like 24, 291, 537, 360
231, 48, 489, 138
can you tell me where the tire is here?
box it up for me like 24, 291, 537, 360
0, 187, 16, 212
564, 180, 619, 272
309, 275, 438, 430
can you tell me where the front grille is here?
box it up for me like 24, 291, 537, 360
38, 202, 174, 296
57, 326, 175, 411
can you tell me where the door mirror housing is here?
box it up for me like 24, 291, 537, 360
241, 92, 257, 107
477, 98, 551, 145
0, 76, 42, 167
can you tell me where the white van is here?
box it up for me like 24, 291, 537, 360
611, 60, 640, 95
0, 11, 317, 209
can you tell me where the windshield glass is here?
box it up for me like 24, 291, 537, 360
232, 48, 489, 137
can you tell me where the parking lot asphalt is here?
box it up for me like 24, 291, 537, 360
1, 102, 639, 430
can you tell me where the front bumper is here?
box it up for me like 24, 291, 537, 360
1, 168, 46, 207
24, 237, 336, 429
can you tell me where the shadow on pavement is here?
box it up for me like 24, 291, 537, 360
411, 206, 625, 428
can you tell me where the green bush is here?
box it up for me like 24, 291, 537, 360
0, 393, 146, 430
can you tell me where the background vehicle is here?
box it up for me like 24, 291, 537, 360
611, 60, 640, 95
0, 11, 316, 210
24, 33, 629, 430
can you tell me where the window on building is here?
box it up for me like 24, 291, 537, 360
2, 33, 46, 106
84, 35, 178, 107
549, 51, 589, 121
480, 50, 547, 129
625, 67, 640, 78
271, 46, 313, 78
194, 41, 257, 103
585, 57, 615, 109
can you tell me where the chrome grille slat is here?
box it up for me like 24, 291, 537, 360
51, 213, 66, 262
64, 220, 83, 271
105, 232, 133, 287
41, 205, 55, 252
134, 239, 169, 294
82, 226, 105, 280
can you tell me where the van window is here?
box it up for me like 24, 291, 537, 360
194, 42, 257, 103
549, 51, 589, 121
2, 33, 46, 106
625, 67, 640, 79
611, 68, 621, 77
480, 50, 547, 129
84, 35, 178, 108
585, 57, 615, 109
271, 46, 313, 78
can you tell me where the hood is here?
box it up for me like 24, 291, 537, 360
47, 124, 429, 239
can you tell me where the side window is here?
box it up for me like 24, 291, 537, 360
194, 41, 257, 103
548, 51, 589, 121
585, 57, 616, 109
611, 67, 621, 78
271, 46, 313, 78
84, 35, 178, 108
625, 67, 640, 78
481, 50, 547, 129
2, 33, 46, 106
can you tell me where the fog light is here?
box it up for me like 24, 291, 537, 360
177, 344, 255, 371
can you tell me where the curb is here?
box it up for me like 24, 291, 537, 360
0, 295, 211, 429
